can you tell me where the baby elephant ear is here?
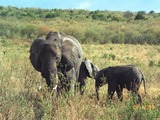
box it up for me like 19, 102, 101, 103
92, 64, 99, 76
84, 59, 93, 77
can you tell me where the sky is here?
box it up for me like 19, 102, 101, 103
1, 0, 160, 12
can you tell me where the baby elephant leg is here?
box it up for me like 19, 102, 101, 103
137, 93, 142, 105
116, 86, 123, 102
107, 83, 116, 100
96, 87, 100, 100
80, 80, 86, 95
131, 90, 142, 105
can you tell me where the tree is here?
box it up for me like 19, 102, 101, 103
149, 10, 154, 14
123, 11, 133, 20
135, 11, 146, 20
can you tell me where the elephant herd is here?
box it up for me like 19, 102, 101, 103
29, 31, 146, 104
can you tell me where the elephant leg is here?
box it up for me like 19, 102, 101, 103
116, 85, 123, 102
129, 84, 142, 104
107, 82, 116, 100
107, 90, 115, 100
80, 80, 86, 95
70, 77, 76, 97
137, 93, 142, 105
130, 90, 142, 105
66, 68, 76, 96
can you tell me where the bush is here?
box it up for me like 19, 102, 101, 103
135, 11, 146, 20
0, 6, 160, 45
149, 60, 155, 67
111, 32, 125, 44
20, 24, 38, 39
103, 53, 116, 60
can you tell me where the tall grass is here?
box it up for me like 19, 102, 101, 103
0, 38, 160, 119
0, 17, 160, 44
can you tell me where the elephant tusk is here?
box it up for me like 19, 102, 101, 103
52, 85, 57, 90
38, 86, 42, 90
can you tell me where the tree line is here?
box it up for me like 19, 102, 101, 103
1, 6, 160, 21
0, 6, 160, 44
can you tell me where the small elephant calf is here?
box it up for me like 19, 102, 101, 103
95, 65, 146, 104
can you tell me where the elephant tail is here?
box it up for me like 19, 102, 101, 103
139, 69, 147, 94
142, 77, 147, 94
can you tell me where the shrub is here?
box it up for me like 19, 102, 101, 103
20, 24, 38, 39
103, 53, 116, 60
111, 32, 125, 44
37, 26, 52, 37
158, 61, 160, 67
135, 11, 146, 20
149, 60, 155, 67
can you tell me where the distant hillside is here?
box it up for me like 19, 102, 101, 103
0, 6, 160, 44
1, 6, 160, 21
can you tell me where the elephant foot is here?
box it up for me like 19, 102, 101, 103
136, 94, 142, 105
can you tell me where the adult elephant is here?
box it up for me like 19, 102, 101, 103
29, 31, 83, 95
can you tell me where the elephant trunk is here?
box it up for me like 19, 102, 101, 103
49, 72, 59, 91
48, 58, 59, 91
41, 56, 59, 91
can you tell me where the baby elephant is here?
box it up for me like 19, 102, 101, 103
95, 65, 146, 104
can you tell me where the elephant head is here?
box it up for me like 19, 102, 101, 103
46, 31, 62, 41
78, 59, 99, 95
29, 31, 83, 94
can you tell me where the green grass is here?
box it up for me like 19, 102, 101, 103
0, 38, 160, 120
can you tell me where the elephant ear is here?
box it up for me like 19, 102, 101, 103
91, 63, 99, 77
60, 35, 83, 73
84, 59, 97, 78
30, 39, 44, 53
29, 39, 45, 72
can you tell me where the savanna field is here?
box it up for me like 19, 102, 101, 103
0, 7, 160, 120
0, 39, 160, 120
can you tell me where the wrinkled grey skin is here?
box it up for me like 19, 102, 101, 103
78, 59, 99, 95
95, 65, 146, 104
29, 31, 83, 95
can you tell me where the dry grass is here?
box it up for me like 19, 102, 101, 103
0, 39, 160, 120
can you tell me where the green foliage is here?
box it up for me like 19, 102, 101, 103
123, 11, 133, 19
149, 10, 155, 14
0, 40, 160, 119
103, 53, 116, 60
20, 24, 38, 39
0, 6, 160, 45
135, 11, 146, 20
158, 61, 160, 67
